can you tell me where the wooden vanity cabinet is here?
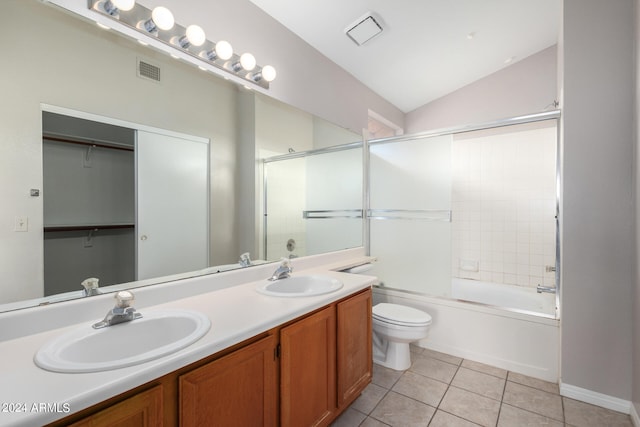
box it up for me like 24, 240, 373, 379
66, 385, 163, 427
336, 288, 373, 408
179, 334, 278, 427
280, 305, 337, 427
280, 288, 372, 426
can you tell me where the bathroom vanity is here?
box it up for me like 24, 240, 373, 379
47, 288, 371, 426
0, 253, 375, 427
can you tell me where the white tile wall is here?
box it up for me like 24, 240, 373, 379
451, 123, 557, 289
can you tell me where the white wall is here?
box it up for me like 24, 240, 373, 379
405, 46, 557, 133
561, 0, 634, 403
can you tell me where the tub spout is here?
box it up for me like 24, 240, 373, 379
536, 285, 556, 294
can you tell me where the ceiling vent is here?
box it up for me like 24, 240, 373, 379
345, 12, 383, 46
137, 57, 161, 83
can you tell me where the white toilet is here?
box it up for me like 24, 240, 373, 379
372, 303, 432, 371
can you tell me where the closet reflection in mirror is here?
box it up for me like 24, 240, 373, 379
43, 111, 209, 296
1, 0, 362, 311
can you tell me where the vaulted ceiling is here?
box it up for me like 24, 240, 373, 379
249, 0, 561, 113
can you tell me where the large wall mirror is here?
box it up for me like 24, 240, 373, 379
0, 0, 361, 312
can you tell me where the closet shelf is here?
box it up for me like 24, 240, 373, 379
44, 224, 135, 232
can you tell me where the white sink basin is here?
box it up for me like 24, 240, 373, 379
256, 275, 343, 297
34, 309, 211, 373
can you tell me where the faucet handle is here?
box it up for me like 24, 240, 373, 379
280, 257, 291, 267
114, 291, 135, 308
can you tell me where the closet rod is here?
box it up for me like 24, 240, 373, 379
43, 135, 134, 152
44, 224, 135, 232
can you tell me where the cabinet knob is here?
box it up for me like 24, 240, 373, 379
140, 235, 148, 241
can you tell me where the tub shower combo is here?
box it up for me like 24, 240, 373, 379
263, 110, 561, 380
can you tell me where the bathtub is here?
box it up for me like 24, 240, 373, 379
451, 278, 557, 318
372, 283, 560, 382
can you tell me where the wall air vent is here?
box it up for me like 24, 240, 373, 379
345, 12, 383, 46
137, 57, 161, 83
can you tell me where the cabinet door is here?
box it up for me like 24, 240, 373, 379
280, 305, 336, 427
179, 335, 278, 427
337, 288, 373, 407
68, 385, 162, 427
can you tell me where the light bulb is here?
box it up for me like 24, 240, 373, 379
148, 6, 174, 31
111, 0, 134, 11
215, 40, 233, 60
261, 65, 277, 82
178, 24, 206, 48
103, 0, 134, 15
239, 53, 256, 71
185, 25, 206, 47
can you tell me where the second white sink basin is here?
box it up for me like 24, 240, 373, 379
34, 309, 211, 373
256, 275, 343, 297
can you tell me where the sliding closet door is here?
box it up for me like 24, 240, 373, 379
136, 130, 209, 280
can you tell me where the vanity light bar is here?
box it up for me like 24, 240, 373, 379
89, 0, 275, 89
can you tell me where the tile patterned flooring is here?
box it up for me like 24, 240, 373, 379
332, 346, 633, 427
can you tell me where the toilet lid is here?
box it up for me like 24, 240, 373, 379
373, 303, 432, 326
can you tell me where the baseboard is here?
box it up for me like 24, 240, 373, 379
631, 402, 640, 426
421, 341, 557, 383
560, 382, 631, 414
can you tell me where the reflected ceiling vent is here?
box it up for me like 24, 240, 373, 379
345, 12, 383, 46
137, 57, 161, 83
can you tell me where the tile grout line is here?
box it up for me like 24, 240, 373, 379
358, 367, 403, 426
494, 371, 509, 427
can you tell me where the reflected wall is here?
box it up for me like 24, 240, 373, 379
264, 146, 363, 260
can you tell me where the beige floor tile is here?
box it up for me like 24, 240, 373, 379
460, 359, 507, 379
502, 381, 563, 422
439, 386, 500, 427
429, 410, 482, 426
563, 397, 633, 427
410, 343, 425, 356
422, 349, 463, 366
372, 363, 403, 389
392, 370, 448, 407
410, 354, 459, 384
370, 391, 435, 426
351, 383, 388, 415
507, 371, 559, 394
497, 403, 564, 427
361, 417, 391, 427
331, 407, 367, 427
451, 367, 505, 401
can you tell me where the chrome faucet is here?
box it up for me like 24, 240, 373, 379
93, 291, 142, 329
269, 258, 293, 281
239, 252, 252, 267
536, 285, 557, 294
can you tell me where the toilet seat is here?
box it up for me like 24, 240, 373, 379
373, 303, 432, 327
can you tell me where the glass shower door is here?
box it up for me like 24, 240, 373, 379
368, 134, 453, 296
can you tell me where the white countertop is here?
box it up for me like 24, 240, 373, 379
0, 264, 376, 426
